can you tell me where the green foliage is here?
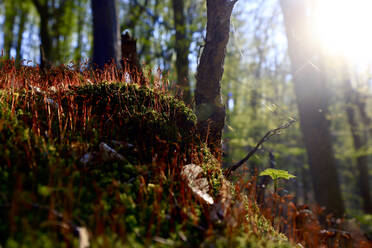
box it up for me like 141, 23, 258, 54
259, 168, 296, 193
355, 214, 372, 236
259, 168, 296, 181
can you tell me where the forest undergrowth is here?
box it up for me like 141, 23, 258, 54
0, 59, 370, 247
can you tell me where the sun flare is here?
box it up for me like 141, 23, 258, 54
314, 0, 372, 65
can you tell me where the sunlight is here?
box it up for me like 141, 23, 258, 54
314, 0, 372, 66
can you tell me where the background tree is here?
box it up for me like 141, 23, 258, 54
341, 65, 372, 213
3, 0, 16, 59
280, 0, 345, 217
91, 0, 121, 69
30, 0, 76, 64
172, 0, 191, 104
14, 1, 29, 63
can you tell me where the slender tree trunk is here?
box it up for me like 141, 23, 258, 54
172, 0, 191, 104
91, 0, 121, 69
195, 0, 237, 157
31, 0, 52, 63
39, 9, 52, 67
343, 74, 372, 213
355, 92, 372, 139
15, 6, 27, 63
3, 0, 17, 59
280, 0, 344, 217
32, 0, 74, 64
74, 0, 84, 64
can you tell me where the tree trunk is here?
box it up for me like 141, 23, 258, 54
39, 10, 52, 61
31, 0, 52, 63
301, 163, 310, 203
15, 6, 28, 63
121, 32, 145, 84
3, 0, 17, 59
343, 75, 372, 213
74, 0, 84, 64
280, 0, 345, 217
195, 0, 237, 157
91, 0, 121, 69
355, 91, 372, 139
172, 0, 191, 104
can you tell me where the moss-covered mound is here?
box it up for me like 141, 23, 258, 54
0, 82, 293, 247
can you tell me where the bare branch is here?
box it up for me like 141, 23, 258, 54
224, 118, 296, 177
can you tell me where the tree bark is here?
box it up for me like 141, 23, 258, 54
172, 0, 191, 104
280, 0, 345, 217
195, 0, 237, 157
343, 74, 372, 214
91, 0, 121, 69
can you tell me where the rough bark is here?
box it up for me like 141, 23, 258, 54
91, 0, 121, 69
172, 0, 191, 104
343, 76, 372, 213
280, 0, 345, 217
195, 0, 237, 157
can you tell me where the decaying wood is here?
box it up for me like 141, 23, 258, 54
121, 32, 146, 84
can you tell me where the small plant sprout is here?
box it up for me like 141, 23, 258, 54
259, 168, 296, 193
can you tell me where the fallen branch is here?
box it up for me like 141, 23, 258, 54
224, 118, 296, 177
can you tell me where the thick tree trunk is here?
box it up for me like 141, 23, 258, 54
301, 163, 310, 203
195, 0, 237, 157
172, 0, 191, 104
343, 76, 372, 214
280, 0, 344, 217
91, 0, 121, 69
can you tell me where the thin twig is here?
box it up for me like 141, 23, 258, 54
224, 118, 296, 177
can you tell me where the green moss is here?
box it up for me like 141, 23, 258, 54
0, 81, 294, 248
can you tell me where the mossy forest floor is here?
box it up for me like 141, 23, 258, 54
0, 63, 297, 247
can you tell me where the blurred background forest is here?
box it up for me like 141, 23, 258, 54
0, 0, 371, 224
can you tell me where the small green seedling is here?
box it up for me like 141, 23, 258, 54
259, 168, 296, 193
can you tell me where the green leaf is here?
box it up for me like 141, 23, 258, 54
38, 185, 53, 197
259, 168, 296, 180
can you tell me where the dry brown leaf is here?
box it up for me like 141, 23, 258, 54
181, 164, 214, 204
